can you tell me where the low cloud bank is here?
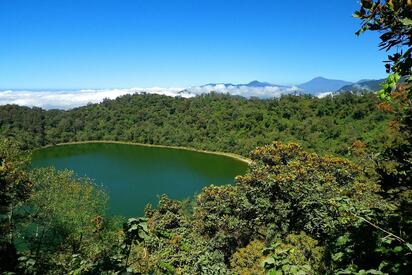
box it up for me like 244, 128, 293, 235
0, 84, 301, 110
0, 88, 187, 110
185, 84, 300, 98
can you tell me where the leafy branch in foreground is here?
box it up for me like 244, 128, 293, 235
0, 139, 32, 272
355, 0, 412, 78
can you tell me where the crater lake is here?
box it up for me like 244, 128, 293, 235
31, 142, 248, 217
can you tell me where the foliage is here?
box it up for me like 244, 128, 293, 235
122, 217, 149, 270
355, 0, 412, 188
24, 168, 108, 253
126, 142, 393, 274
230, 240, 266, 275
238, 142, 387, 239
13, 167, 122, 274
334, 1, 412, 273
262, 232, 325, 274
330, 228, 412, 274
0, 138, 409, 274
142, 195, 230, 274
0, 91, 393, 159
355, 0, 412, 77
194, 184, 255, 259
1, 2, 411, 273
0, 138, 32, 273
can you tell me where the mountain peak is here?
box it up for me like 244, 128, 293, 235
312, 76, 328, 80
247, 80, 271, 87
298, 77, 353, 94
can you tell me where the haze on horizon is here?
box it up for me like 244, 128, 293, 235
1, 0, 388, 91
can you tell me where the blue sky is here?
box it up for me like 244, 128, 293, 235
0, 0, 388, 89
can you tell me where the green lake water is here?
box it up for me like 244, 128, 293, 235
31, 143, 248, 217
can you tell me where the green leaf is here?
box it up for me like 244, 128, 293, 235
353, 11, 362, 18
332, 252, 344, 262
262, 256, 276, 267
393, 246, 403, 253
400, 18, 412, 26
336, 234, 350, 246
365, 269, 384, 274
141, 222, 148, 232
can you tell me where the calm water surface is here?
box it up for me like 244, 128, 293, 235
31, 143, 248, 217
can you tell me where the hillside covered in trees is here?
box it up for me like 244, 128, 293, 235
1, 0, 412, 274
0, 91, 393, 158
1, 84, 410, 274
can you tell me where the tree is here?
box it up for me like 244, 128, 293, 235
20, 167, 108, 272
236, 142, 386, 239
342, 1, 412, 273
0, 138, 32, 272
355, 0, 412, 238
355, 0, 412, 78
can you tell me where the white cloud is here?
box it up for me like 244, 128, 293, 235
185, 84, 300, 98
0, 87, 187, 110
0, 84, 304, 110
317, 92, 333, 98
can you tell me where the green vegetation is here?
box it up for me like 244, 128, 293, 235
1, 1, 411, 274
0, 91, 392, 158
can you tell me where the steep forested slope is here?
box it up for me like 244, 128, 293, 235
0, 91, 392, 157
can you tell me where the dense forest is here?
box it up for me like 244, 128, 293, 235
1, 1, 412, 274
0, 91, 393, 158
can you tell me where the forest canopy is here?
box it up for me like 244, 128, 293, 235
1, 0, 412, 274
0, 91, 393, 159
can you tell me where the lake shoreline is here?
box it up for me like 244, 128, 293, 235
42, 140, 252, 165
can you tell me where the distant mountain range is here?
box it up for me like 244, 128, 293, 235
201, 80, 281, 88
297, 77, 353, 94
181, 77, 384, 98
0, 77, 385, 109
180, 81, 299, 98
338, 79, 385, 92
